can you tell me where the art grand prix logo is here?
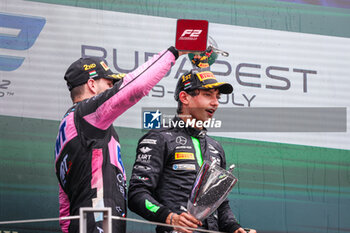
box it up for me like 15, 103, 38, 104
0, 13, 46, 71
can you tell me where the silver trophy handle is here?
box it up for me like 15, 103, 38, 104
208, 36, 229, 57
212, 47, 229, 57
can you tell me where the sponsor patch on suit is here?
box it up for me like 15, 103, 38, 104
175, 152, 195, 160
173, 164, 196, 170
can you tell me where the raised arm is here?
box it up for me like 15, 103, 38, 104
83, 47, 179, 130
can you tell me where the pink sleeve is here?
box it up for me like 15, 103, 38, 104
83, 49, 176, 130
59, 184, 70, 233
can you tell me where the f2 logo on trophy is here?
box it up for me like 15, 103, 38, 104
175, 19, 208, 52
180, 29, 203, 39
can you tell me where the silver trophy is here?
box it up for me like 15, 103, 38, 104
187, 160, 238, 221
188, 36, 229, 69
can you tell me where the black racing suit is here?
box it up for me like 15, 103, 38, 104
128, 117, 241, 233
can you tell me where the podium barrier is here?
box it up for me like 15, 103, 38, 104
0, 207, 227, 233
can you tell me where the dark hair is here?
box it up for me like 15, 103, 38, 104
176, 89, 199, 114
70, 84, 85, 102
69, 77, 104, 102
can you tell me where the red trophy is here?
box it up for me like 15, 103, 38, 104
175, 19, 230, 69
175, 19, 209, 52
